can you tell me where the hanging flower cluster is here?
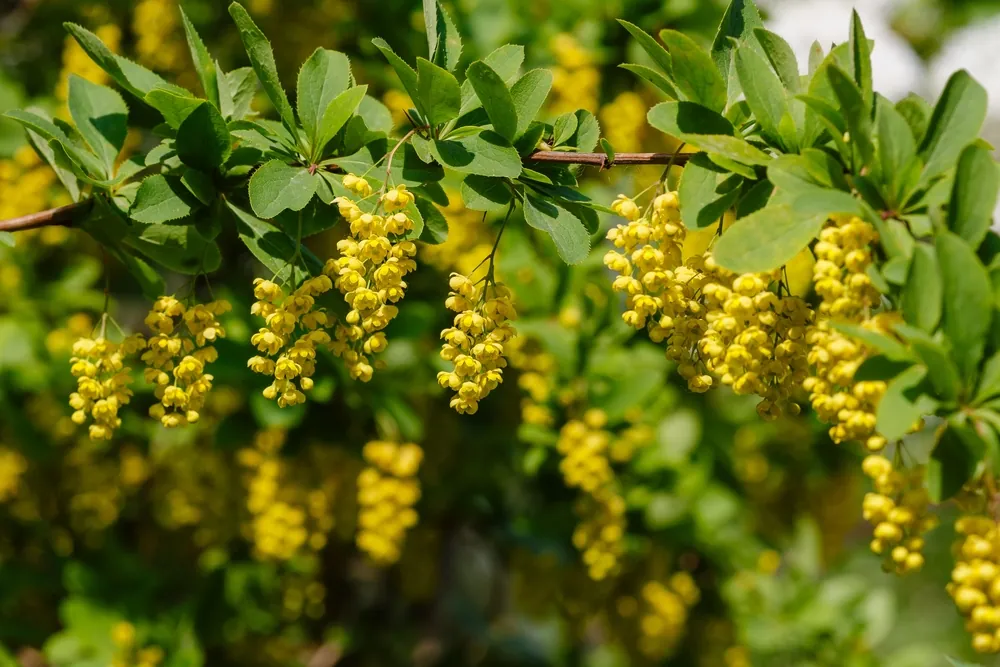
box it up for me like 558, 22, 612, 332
355, 440, 423, 565
248, 276, 333, 407
605, 191, 813, 420
325, 176, 418, 382
142, 296, 230, 428
69, 332, 146, 440
437, 274, 517, 414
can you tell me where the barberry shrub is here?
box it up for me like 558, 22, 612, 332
3, 0, 1000, 662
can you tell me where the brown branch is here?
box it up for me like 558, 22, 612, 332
0, 152, 692, 232
0, 201, 87, 233
527, 150, 693, 168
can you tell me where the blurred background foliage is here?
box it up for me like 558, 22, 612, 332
2, 0, 1000, 666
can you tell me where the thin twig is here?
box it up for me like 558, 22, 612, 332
0, 201, 88, 232
526, 151, 693, 167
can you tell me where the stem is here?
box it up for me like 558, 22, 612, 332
0, 201, 88, 232
380, 127, 418, 192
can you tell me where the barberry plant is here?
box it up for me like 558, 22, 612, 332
4, 0, 1000, 661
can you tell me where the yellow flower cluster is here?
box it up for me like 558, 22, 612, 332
57, 24, 122, 101
142, 296, 230, 428
111, 621, 163, 667
437, 274, 517, 414
599, 91, 648, 153
948, 514, 1000, 653
248, 276, 333, 407
508, 336, 558, 427
356, 441, 422, 565
132, 0, 185, 73
69, 333, 145, 440
636, 574, 701, 660
239, 430, 309, 561
550, 33, 599, 113
605, 192, 813, 420
0, 448, 27, 502
558, 409, 614, 494
861, 454, 935, 574
325, 177, 417, 381
572, 487, 626, 581
804, 216, 886, 450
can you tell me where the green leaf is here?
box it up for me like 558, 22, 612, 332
176, 102, 231, 173
524, 194, 590, 264
417, 57, 461, 126
423, 0, 462, 71
929, 420, 985, 502
461, 175, 511, 212
896, 94, 931, 144
827, 65, 874, 170
5, 109, 101, 179
711, 0, 764, 101
876, 365, 937, 441
572, 110, 600, 153
600, 138, 615, 164
297, 48, 351, 150
0, 232, 14, 247
179, 8, 219, 107
315, 85, 368, 156
735, 45, 791, 147
938, 231, 993, 384
431, 130, 522, 178
949, 144, 999, 248
849, 10, 873, 109
788, 187, 868, 220
753, 28, 800, 92
466, 61, 518, 142
248, 160, 318, 219
678, 152, 741, 229
975, 351, 1000, 404
713, 203, 824, 273
130, 174, 202, 223
920, 70, 988, 184
372, 38, 421, 113
646, 99, 734, 135
64, 23, 185, 100
228, 2, 297, 138
894, 323, 961, 402
144, 89, 203, 129
459, 44, 524, 116
618, 20, 674, 79
26, 129, 80, 201
67, 75, 127, 176
226, 67, 258, 120
854, 354, 914, 383
619, 64, 679, 99
660, 30, 727, 112
687, 135, 771, 166
228, 202, 321, 282
900, 244, 942, 333
552, 112, 578, 146
510, 69, 553, 139
416, 195, 448, 244
875, 96, 918, 206
647, 102, 770, 166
